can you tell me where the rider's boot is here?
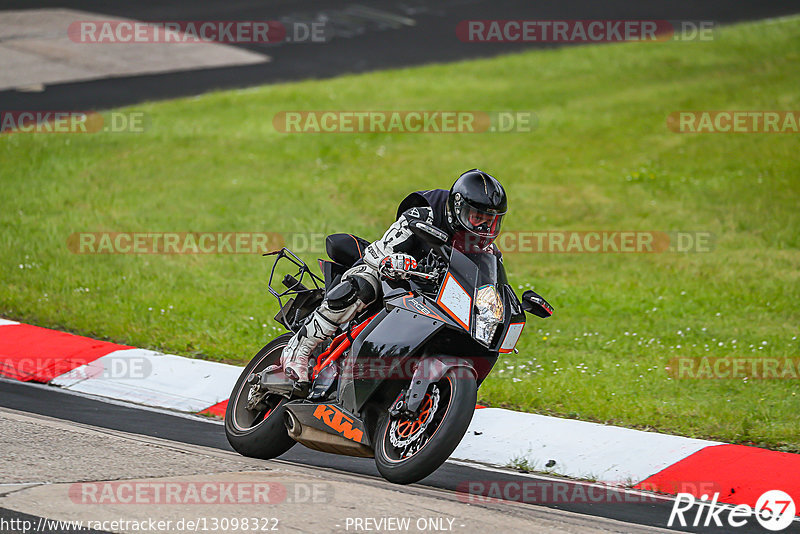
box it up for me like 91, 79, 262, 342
281, 307, 338, 388
281, 266, 379, 394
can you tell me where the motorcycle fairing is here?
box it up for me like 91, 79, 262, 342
491, 284, 527, 353
286, 401, 369, 445
283, 400, 374, 458
434, 249, 480, 330
337, 306, 447, 415
391, 294, 448, 323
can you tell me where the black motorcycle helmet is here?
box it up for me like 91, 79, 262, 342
447, 169, 507, 247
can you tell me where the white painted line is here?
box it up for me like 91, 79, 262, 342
51, 348, 241, 413
4, 318, 736, 487
0, 376, 726, 492
0, 319, 20, 326
453, 408, 720, 484
1, 376, 693, 509
445, 459, 677, 504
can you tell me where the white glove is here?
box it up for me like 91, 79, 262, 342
379, 254, 418, 280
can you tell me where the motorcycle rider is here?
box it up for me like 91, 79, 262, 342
281, 169, 507, 390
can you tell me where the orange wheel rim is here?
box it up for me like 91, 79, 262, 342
395, 393, 433, 439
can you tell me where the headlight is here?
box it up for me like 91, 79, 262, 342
474, 284, 504, 345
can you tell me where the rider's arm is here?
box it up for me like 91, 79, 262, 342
363, 207, 434, 272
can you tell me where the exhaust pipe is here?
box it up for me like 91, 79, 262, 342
282, 405, 373, 458
284, 410, 301, 438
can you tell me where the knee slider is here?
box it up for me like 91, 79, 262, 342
326, 279, 360, 311
326, 275, 377, 312
350, 275, 377, 306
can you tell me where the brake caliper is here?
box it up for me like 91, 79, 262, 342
388, 385, 440, 450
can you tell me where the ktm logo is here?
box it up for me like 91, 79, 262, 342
313, 405, 365, 443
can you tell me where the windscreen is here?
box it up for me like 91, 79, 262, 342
464, 251, 499, 288
443, 247, 504, 293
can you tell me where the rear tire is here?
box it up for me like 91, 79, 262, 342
374, 368, 477, 484
224, 334, 297, 459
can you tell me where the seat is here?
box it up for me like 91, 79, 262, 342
325, 233, 370, 267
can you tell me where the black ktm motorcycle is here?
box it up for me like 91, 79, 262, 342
225, 221, 552, 484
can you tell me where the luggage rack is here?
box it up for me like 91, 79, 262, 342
264, 248, 325, 331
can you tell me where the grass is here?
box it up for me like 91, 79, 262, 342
506, 455, 539, 474
2, 17, 799, 450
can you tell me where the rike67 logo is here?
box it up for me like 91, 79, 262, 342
668, 490, 796, 531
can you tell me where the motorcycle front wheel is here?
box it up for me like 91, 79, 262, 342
224, 333, 297, 459
374, 367, 477, 484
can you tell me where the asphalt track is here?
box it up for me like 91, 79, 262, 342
2, 0, 800, 111
2, 1, 799, 532
0, 378, 787, 534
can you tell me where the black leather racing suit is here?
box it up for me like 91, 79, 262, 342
281, 189, 453, 383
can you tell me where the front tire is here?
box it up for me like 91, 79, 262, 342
374, 367, 477, 484
225, 334, 297, 459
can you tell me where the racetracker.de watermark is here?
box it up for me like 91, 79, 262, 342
456, 480, 684, 504
68, 481, 330, 505
67, 231, 715, 254
273, 111, 536, 133
67, 20, 323, 44
337, 358, 484, 381
667, 111, 800, 133
667, 357, 800, 379
0, 355, 152, 381
457, 20, 715, 43
68, 232, 284, 254
0, 111, 146, 134
492, 231, 713, 253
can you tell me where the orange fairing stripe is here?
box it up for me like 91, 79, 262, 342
436, 272, 471, 331
349, 234, 363, 258
400, 295, 445, 322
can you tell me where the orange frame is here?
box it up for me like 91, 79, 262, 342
311, 312, 378, 379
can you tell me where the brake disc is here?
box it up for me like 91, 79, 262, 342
389, 385, 440, 449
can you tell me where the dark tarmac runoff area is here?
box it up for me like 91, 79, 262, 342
1, 0, 799, 111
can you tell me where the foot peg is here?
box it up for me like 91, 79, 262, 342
292, 381, 311, 398
284, 366, 312, 399
252, 366, 296, 397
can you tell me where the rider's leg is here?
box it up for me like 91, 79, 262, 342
282, 265, 379, 385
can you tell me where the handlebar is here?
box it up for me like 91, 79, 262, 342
405, 269, 440, 281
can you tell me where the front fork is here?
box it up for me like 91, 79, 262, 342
390, 356, 476, 417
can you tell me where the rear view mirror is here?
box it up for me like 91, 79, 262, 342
521, 290, 553, 318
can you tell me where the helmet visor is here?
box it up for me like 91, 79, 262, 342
457, 203, 504, 237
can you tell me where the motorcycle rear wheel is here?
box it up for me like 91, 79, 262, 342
374, 367, 477, 484
224, 333, 297, 459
